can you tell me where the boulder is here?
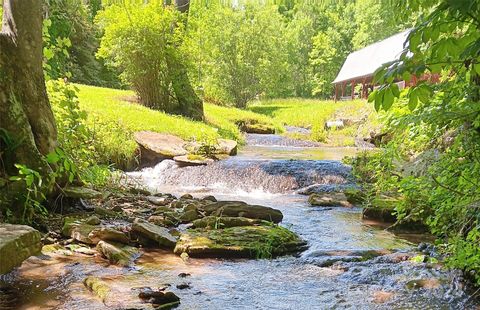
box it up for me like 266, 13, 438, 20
0, 224, 42, 274
63, 186, 102, 199
201, 195, 217, 202
174, 225, 306, 259
134, 131, 187, 165
96, 240, 141, 266
131, 219, 177, 249
308, 193, 352, 207
62, 218, 97, 244
179, 209, 199, 223
84, 215, 101, 226
138, 288, 180, 308
88, 227, 130, 245
173, 155, 213, 167
201, 201, 283, 223
148, 215, 177, 227
217, 139, 237, 156
180, 193, 193, 200
192, 216, 264, 229
153, 206, 176, 215
362, 195, 399, 223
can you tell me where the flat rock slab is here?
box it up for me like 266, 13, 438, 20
192, 216, 264, 229
201, 201, 283, 223
63, 186, 102, 199
308, 193, 352, 207
173, 155, 214, 167
174, 225, 306, 258
134, 131, 187, 165
132, 219, 177, 249
0, 224, 42, 274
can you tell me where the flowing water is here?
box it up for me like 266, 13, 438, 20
1, 134, 478, 309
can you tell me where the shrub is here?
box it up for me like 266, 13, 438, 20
97, 3, 184, 111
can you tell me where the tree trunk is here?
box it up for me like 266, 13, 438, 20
167, 0, 204, 121
0, 0, 57, 208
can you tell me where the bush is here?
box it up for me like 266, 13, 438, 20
97, 3, 185, 111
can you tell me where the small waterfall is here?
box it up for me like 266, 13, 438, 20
129, 158, 353, 195
246, 133, 322, 147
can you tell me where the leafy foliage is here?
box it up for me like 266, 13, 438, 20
44, 0, 122, 87
360, 0, 480, 284
186, 4, 290, 107
97, 3, 191, 114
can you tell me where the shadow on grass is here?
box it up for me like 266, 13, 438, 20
248, 105, 286, 117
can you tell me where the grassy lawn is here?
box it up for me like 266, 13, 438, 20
75, 84, 382, 168
248, 98, 381, 146
76, 84, 279, 167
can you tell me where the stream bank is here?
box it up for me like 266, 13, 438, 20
0, 133, 478, 309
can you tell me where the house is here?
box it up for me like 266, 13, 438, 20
332, 30, 412, 100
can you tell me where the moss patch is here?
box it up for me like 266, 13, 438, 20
83, 276, 110, 302
174, 225, 306, 259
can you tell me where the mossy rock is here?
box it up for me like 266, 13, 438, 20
131, 219, 178, 249
63, 186, 102, 199
363, 195, 428, 232
174, 155, 213, 167
235, 119, 276, 134
88, 227, 130, 245
174, 225, 306, 259
0, 224, 42, 274
62, 217, 97, 244
83, 276, 110, 302
308, 192, 352, 207
192, 216, 264, 229
96, 240, 141, 266
201, 201, 283, 223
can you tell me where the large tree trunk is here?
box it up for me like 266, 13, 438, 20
0, 0, 57, 208
167, 0, 204, 121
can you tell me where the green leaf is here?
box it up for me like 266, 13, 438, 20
44, 48, 54, 60
474, 64, 480, 75
46, 152, 60, 164
408, 93, 418, 111
25, 174, 34, 187
402, 71, 411, 82
368, 90, 377, 103
391, 84, 400, 98
382, 89, 394, 111
374, 92, 383, 112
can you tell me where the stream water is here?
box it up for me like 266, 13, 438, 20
1, 134, 478, 309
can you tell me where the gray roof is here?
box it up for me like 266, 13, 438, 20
333, 30, 411, 84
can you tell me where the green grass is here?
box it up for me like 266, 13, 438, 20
204, 103, 283, 142
76, 84, 278, 167
248, 98, 381, 146
76, 84, 382, 168
76, 84, 220, 141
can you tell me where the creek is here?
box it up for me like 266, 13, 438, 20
0, 133, 477, 309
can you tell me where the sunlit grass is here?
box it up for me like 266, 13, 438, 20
76, 84, 381, 168
248, 98, 381, 145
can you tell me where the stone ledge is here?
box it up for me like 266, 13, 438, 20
0, 224, 42, 274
